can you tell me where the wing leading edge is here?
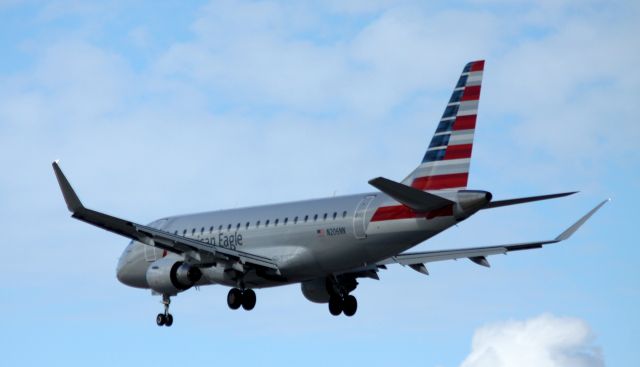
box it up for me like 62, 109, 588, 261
378, 199, 609, 274
52, 161, 280, 273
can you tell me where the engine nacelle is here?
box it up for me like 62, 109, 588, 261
146, 258, 202, 295
301, 278, 331, 303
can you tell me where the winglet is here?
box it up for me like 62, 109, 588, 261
554, 199, 609, 241
52, 161, 84, 213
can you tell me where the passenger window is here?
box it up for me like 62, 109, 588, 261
323, 213, 327, 220
209, 226, 214, 233
183, 229, 186, 236
236, 223, 240, 230
245, 222, 250, 229
342, 210, 347, 218
332, 212, 337, 220
265, 220, 270, 227
200, 227, 204, 234
174, 230, 178, 235
284, 217, 288, 225
275, 219, 279, 226
191, 228, 195, 235
256, 220, 261, 228
227, 224, 232, 231
294, 216, 298, 224
313, 214, 318, 221
304, 215, 309, 222
218, 225, 223, 231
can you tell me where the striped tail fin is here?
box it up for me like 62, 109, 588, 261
402, 60, 484, 191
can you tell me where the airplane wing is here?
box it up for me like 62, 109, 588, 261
52, 161, 279, 273
377, 199, 608, 275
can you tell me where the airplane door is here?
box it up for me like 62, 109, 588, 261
144, 243, 158, 262
353, 195, 376, 239
144, 219, 169, 262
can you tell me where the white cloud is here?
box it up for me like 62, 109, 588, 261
460, 314, 604, 367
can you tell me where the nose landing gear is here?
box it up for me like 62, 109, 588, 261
156, 294, 174, 327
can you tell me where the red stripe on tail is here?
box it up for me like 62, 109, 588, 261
461, 85, 481, 101
452, 115, 476, 131
411, 173, 469, 190
470, 60, 485, 72
444, 144, 473, 160
370, 204, 454, 222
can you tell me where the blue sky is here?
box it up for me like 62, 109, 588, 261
0, 1, 637, 366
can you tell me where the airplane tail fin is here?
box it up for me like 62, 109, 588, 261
402, 60, 484, 191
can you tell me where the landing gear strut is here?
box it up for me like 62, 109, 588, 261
227, 288, 257, 311
156, 294, 174, 327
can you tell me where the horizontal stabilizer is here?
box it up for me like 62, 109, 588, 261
369, 177, 453, 212
484, 192, 577, 209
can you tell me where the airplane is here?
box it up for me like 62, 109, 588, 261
52, 60, 608, 326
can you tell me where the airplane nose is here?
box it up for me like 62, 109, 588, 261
116, 257, 133, 285
116, 244, 148, 288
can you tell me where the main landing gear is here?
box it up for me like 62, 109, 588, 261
227, 288, 257, 311
328, 294, 358, 317
156, 294, 174, 327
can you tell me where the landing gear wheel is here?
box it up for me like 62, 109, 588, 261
227, 288, 243, 310
328, 296, 343, 316
343, 295, 357, 317
156, 313, 166, 326
164, 313, 174, 327
242, 289, 256, 311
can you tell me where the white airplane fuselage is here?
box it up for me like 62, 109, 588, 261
116, 190, 488, 290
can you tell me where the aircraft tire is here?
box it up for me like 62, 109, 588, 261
227, 288, 243, 310
343, 295, 357, 317
242, 289, 256, 311
328, 296, 343, 316
165, 313, 173, 326
156, 313, 166, 326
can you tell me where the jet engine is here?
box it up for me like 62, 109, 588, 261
146, 258, 202, 295
301, 278, 331, 303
